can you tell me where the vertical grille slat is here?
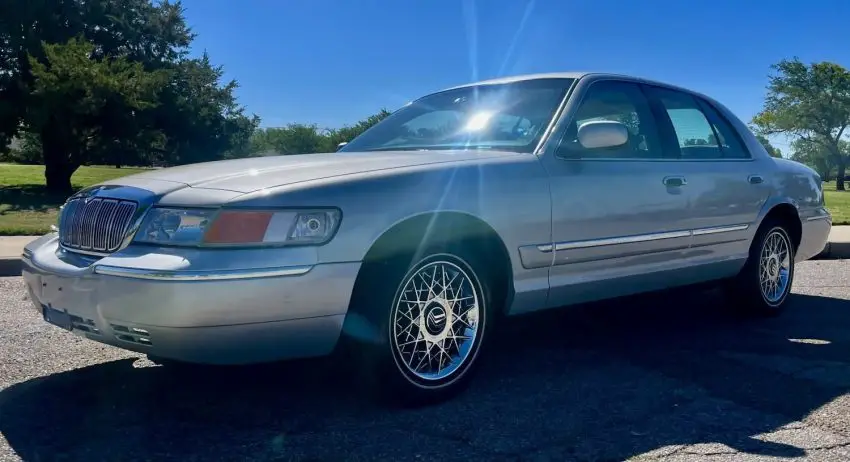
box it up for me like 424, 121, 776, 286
75, 199, 88, 248
108, 203, 122, 250
79, 200, 92, 249
94, 200, 118, 251
59, 199, 79, 247
58, 197, 138, 255
83, 200, 104, 249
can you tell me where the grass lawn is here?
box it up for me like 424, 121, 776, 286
0, 164, 147, 235
824, 189, 850, 226
2, 163, 850, 235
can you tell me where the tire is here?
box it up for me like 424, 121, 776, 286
341, 245, 494, 407
726, 218, 795, 316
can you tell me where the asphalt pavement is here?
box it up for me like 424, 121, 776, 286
2, 260, 850, 461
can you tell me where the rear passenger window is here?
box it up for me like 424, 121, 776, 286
646, 87, 751, 160
645, 87, 723, 159
695, 99, 751, 159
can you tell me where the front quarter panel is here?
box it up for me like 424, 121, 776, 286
230, 155, 554, 311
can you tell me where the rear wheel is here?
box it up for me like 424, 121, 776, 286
342, 247, 494, 406
726, 218, 795, 316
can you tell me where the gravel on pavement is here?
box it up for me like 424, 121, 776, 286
2, 260, 850, 461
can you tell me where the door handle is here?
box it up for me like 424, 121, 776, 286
748, 174, 764, 185
663, 176, 687, 187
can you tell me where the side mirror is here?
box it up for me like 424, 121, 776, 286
577, 121, 629, 150
336, 142, 348, 152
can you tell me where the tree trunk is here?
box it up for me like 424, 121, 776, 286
41, 122, 77, 195
826, 143, 846, 191
44, 161, 75, 194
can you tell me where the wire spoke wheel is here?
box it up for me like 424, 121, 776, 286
759, 229, 791, 304
391, 259, 481, 382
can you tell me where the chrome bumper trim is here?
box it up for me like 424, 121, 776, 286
93, 264, 313, 281
806, 214, 831, 222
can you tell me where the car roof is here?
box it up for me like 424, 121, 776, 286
445, 72, 590, 89
440, 72, 708, 100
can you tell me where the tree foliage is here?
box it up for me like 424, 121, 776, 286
248, 109, 391, 156
790, 138, 844, 181
752, 58, 850, 189
0, 0, 258, 192
0, 132, 42, 164
27, 37, 167, 190
324, 109, 392, 150
755, 135, 782, 158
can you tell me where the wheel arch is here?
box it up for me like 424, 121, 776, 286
758, 202, 802, 251
356, 211, 515, 315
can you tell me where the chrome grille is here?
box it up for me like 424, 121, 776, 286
59, 197, 138, 254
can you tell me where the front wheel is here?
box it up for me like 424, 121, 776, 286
726, 219, 795, 316
343, 249, 493, 407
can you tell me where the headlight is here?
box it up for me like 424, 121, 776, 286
134, 208, 216, 245
133, 207, 341, 247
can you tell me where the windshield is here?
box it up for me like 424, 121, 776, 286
339, 78, 574, 153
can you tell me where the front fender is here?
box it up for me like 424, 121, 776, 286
226, 156, 554, 272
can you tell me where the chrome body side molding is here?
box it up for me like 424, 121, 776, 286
536, 224, 750, 253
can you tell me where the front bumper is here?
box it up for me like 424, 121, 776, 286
21, 234, 361, 365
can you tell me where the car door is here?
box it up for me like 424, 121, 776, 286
537, 79, 695, 310
642, 85, 771, 265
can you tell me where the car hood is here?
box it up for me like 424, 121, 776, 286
102, 150, 521, 195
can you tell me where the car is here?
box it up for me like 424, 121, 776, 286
21, 72, 832, 405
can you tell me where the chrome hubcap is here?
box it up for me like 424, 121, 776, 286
759, 230, 791, 304
392, 260, 480, 381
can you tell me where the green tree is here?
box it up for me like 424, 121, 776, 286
791, 137, 849, 183
324, 108, 392, 150
254, 124, 328, 155
0, 0, 257, 191
752, 58, 850, 190
28, 37, 167, 192
151, 53, 259, 165
249, 109, 393, 156
755, 135, 783, 158
0, 132, 44, 165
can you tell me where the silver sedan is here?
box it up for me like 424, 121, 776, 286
21, 72, 831, 405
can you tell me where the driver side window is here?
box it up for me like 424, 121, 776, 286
558, 80, 663, 159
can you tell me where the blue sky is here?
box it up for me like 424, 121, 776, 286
180, 0, 849, 153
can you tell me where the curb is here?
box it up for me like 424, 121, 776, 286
818, 241, 850, 260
